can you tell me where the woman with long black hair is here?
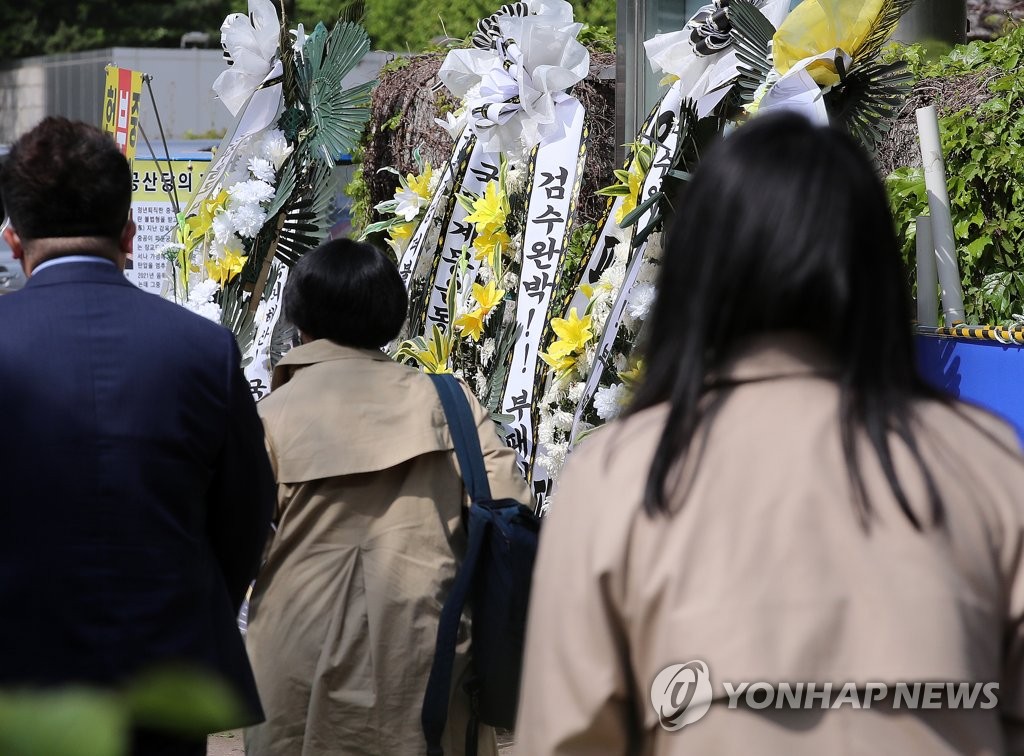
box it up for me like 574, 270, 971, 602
516, 114, 1024, 754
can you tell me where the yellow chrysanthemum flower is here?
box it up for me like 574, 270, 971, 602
472, 280, 505, 314
454, 308, 487, 341
465, 181, 508, 231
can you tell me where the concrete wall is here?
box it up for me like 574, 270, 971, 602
0, 48, 389, 144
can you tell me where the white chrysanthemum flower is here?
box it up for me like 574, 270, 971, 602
481, 338, 496, 366
552, 409, 574, 432
628, 282, 657, 321
184, 278, 222, 322
475, 371, 488, 396
260, 129, 294, 170
454, 368, 465, 379
645, 231, 664, 262
537, 441, 568, 476
538, 416, 556, 445
231, 204, 268, 238
594, 382, 626, 421
212, 212, 237, 244
211, 235, 245, 260
230, 179, 275, 206
248, 157, 277, 183
568, 381, 587, 404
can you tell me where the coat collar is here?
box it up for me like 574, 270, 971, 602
271, 339, 389, 390
708, 333, 838, 387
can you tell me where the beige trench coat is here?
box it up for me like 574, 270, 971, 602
245, 340, 532, 756
517, 336, 1024, 755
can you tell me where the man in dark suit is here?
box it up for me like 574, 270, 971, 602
0, 118, 275, 754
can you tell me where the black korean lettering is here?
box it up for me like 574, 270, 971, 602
527, 237, 558, 270
530, 205, 565, 235
470, 161, 500, 183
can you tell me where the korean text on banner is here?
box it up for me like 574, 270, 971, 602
102, 66, 144, 161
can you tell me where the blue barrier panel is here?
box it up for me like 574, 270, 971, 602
915, 334, 1024, 446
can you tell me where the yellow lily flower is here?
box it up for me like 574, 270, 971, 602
620, 358, 646, 388
472, 228, 511, 269
539, 349, 578, 377
465, 181, 508, 232
205, 251, 247, 286
614, 169, 644, 225
454, 307, 487, 341
550, 308, 594, 355
390, 221, 416, 242
406, 162, 433, 200
472, 280, 505, 314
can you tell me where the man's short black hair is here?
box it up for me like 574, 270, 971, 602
284, 238, 409, 349
0, 117, 131, 241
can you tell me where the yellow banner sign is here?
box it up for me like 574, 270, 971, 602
102, 66, 144, 161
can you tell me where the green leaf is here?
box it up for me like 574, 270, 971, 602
0, 690, 127, 756
124, 667, 247, 738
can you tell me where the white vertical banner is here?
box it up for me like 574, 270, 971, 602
423, 143, 499, 331
501, 100, 587, 469
244, 259, 289, 400
397, 127, 476, 289
567, 85, 687, 446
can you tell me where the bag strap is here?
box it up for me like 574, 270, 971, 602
429, 373, 492, 502
422, 374, 491, 756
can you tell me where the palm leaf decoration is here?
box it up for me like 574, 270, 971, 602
830, 59, 913, 150
295, 21, 374, 165
849, 0, 916, 65
828, 0, 917, 150
274, 161, 335, 266
729, 0, 777, 103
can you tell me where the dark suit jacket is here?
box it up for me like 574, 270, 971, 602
0, 259, 274, 725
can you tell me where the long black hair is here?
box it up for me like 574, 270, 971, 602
628, 113, 944, 527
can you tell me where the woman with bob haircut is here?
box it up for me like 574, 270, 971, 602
516, 114, 1024, 754
244, 238, 532, 756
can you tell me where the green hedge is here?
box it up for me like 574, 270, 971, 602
887, 25, 1024, 326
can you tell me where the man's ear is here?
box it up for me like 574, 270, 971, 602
3, 225, 23, 261
119, 213, 137, 264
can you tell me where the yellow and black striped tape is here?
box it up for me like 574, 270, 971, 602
916, 325, 1024, 344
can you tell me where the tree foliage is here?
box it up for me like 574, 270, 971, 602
0, 0, 251, 58
295, 0, 615, 51
0, 0, 613, 59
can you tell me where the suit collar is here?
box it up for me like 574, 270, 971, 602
25, 259, 134, 290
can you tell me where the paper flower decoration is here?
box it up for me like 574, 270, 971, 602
644, 0, 790, 117
437, 1, 590, 155
213, 0, 281, 116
